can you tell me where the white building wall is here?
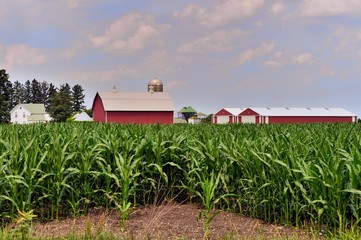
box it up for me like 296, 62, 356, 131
10, 105, 31, 124
241, 116, 256, 124
216, 116, 230, 124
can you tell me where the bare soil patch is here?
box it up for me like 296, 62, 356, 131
32, 202, 314, 239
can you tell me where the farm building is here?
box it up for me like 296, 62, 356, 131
10, 103, 51, 124
71, 111, 92, 122
212, 108, 244, 124
92, 79, 175, 124
213, 107, 357, 124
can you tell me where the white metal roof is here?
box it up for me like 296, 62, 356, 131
73, 112, 92, 121
247, 107, 357, 117
97, 91, 175, 111
224, 108, 244, 116
10, 104, 46, 114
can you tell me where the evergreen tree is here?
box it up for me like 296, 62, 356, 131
39, 81, 49, 104
31, 79, 42, 103
23, 80, 32, 103
48, 84, 74, 122
12, 81, 25, 105
6, 81, 14, 109
72, 84, 85, 112
45, 83, 57, 112
0, 69, 12, 123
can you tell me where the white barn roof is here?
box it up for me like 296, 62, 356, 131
247, 107, 357, 117
223, 108, 244, 116
97, 91, 175, 111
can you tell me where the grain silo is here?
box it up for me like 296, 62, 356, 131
148, 78, 163, 92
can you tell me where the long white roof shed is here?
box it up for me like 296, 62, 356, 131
248, 107, 357, 117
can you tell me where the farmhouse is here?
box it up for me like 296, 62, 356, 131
92, 79, 175, 124
10, 103, 51, 124
213, 107, 357, 124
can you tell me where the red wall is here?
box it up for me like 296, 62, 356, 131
268, 116, 353, 124
240, 108, 259, 116
107, 111, 173, 124
214, 109, 232, 116
92, 94, 106, 122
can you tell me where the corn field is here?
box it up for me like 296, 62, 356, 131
0, 122, 361, 234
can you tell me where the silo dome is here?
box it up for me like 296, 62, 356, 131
148, 78, 163, 92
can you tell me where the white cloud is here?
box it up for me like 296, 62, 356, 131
264, 60, 282, 68
75, 64, 142, 83
334, 28, 361, 51
174, 4, 206, 21
90, 13, 165, 52
238, 43, 275, 65
238, 50, 255, 65
178, 29, 248, 53
300, 0, 361, 17
5, 44, 47, 68
293, 53, 313, 64
65, 0, 87, 9
141, 50, 178, 74
175, 0, 264, 27
263, 51, 284, 68
274, 51, 283, 58
270, 1, 286, 14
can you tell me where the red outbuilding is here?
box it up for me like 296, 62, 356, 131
92, 90, 175, 124
214, 107, 358, 124
212, 108, 244, 124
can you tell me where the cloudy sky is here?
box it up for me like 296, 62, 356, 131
1, 0, 361, 116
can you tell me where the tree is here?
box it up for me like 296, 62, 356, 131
12, 80, 25, 105
45, 83, 57, 112
48, 84, 74, 122
201, 114, 213, 124
0, 69, 12, 123
23, 80, 32, 103
179, 106, 197, 123
31, 79, 42, 103
84, 108, 93, 118
39, 81, 49, 104
72, 84, 85, 112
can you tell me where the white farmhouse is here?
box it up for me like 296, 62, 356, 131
10, 104, 51, 124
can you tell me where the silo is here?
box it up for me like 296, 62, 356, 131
148, 78, 163, 92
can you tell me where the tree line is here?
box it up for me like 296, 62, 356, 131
0, 69, 86, 123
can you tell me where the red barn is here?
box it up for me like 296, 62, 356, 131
214, 107, 358, 124
92, 91, 175, 124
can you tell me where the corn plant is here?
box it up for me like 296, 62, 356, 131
0, 122, 361, 238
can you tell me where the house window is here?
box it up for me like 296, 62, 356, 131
15, 112, 17, 118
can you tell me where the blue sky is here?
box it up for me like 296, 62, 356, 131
1, 0, 361, 116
